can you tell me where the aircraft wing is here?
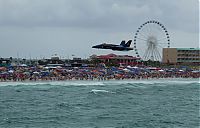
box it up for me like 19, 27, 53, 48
92, 40, 133, 51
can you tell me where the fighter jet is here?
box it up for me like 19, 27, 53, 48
92, 40, 133, 51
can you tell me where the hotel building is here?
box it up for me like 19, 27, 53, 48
162, 48, 200, 64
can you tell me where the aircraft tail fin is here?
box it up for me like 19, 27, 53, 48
120, 40, 126, 46
125, 40, 132, 47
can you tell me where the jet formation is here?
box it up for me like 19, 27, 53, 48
92, 40, 133, 51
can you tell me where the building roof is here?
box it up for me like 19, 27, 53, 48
96, 54, 140, 60
163, 48, 200, 51
176, 48, 200, 50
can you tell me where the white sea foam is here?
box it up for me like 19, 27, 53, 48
0, 80, 105, 87
0, 78, 198, 87
102, 78, 199, 86
90, 89, 109, 93
90, 89, 115, 94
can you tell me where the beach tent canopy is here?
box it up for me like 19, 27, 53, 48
146, 67, 161, 70
8, 70, 14, 73
191, 70, 200, 73
123, 68, 130, 71
33, 71, 40, 74
0, 72, 9, 75
127, 66, 139, 69
23, 72, 30, 75
20, 64, 27, 67
56, 66, 62, 69
127, 66, 132, 68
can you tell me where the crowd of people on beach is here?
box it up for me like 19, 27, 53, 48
0, 64, 199, 82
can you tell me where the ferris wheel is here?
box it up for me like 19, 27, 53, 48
134, 20, 170, 61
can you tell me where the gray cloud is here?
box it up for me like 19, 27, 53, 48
0, 0, 198, 58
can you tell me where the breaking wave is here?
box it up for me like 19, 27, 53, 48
0, 78, 198, 87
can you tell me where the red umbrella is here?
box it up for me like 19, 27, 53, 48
0, 67, 6, 71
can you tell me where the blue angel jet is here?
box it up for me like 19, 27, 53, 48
92, 40, 133, 51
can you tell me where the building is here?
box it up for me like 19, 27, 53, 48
0, 58, 11, 67
38, 55, 64, 66
91, 53, 141, 66
163, 48, 200, 64
38, 55, 91, 67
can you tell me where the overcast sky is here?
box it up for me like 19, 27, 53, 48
0, 0, 199, 59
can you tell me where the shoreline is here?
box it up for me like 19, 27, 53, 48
0, 77, 199, 83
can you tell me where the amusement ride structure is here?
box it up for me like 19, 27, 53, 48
133, 20, 170, 61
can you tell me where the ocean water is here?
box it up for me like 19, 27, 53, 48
0, 79, 199, 128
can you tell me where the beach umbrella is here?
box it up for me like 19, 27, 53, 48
123, 68, 130, 72
8, 70, 14, 73
148, 67, 161, 70
127, 65, 132, 68
20, 64, 27, 67
0, 72, 9, 75
118, 67, 123, 70
115, 74, 122, 77
0, 67, 6, 71
23, 72, 30, 75
111, 67, 118, 71
49, 67, 57, 69
66, 69, 73, 72
56, 66, 62, 69
40, 71, 49, 76
191, 70, 200, 73
33, 71, 40, 74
